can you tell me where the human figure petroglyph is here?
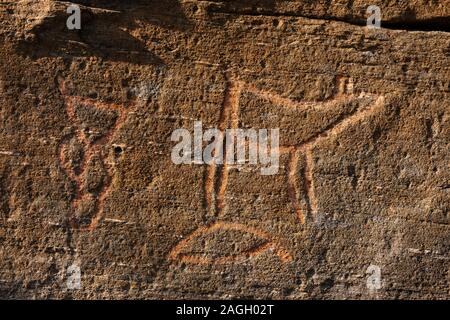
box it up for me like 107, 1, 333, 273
58, 78, 135, 231
169, 71, 385, 264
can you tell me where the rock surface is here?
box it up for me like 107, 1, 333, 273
0, 0, 449, 299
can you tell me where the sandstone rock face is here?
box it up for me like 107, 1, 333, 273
0, 1, 449, 299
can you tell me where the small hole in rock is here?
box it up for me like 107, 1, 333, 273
114, 146, 123, 155
88, 91, 98, 99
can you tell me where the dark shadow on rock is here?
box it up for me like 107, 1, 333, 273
203, 0, 276, 27
15, 0, 192, 65
206, 0, 277, 13
204, 0, 450, 32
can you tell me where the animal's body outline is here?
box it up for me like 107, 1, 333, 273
169, 71, 385, 264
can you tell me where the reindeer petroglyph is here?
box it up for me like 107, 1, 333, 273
169, 71, 385, 264
207, 73, 385, 223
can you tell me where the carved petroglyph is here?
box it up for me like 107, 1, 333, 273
207, 74, 385, 223
170, 72, 384, 264
169, 221, 292, 264
58, 79, 135, 231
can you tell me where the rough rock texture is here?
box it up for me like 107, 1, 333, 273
0, 0, 449, 299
